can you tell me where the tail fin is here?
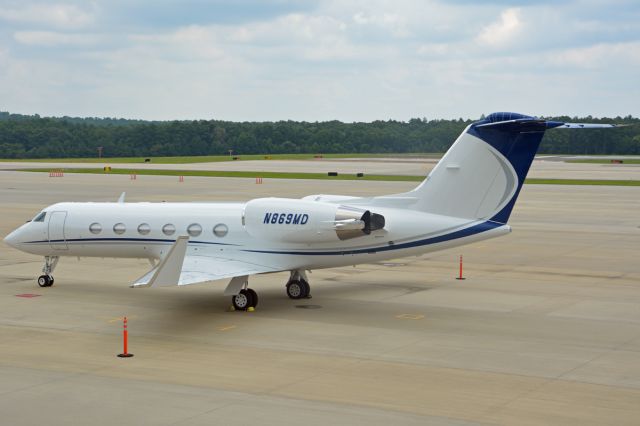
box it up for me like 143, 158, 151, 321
401, 112, 617, 224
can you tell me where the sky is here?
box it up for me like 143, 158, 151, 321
0, 0, 638, 121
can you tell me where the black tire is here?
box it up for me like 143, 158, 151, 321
286, 280, 303, 299
300, 280, 310, 298
232, 289, 254, 310
37, 275, 50, 288
246, 288, 258, 308
49, 276, 54, 287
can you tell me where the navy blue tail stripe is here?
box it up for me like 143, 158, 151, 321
468, 114, 547, 224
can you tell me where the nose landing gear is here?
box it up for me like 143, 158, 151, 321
37, 256, 59, 287
37, 274, 54, 287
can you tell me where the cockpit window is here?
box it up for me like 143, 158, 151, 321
33, 212, 46, 222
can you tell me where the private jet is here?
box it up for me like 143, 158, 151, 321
3, 112, 617, 310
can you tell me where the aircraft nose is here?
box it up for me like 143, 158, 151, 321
3, 229, 20, 249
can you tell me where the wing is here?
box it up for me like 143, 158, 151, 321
131, 236, 283, 288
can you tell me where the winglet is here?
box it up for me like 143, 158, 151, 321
117, 192, 126, 203
131, 236, 189, 288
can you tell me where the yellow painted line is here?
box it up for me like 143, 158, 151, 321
217, 325, 236, 331
104, 315, 138, 323
395, 314, 425, 320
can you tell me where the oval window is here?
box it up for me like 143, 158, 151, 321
187, 223, 202, 237
113, 223, 126, 235
89, 223, 102, 234
138, 223, 151, 235
213, 223, 228, 238
162, 224, 176, 236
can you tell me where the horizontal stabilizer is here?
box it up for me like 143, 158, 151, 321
550, 122, 623, 129
475, 118, 546, 130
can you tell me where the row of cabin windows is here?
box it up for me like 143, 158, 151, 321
88, 222, 228, 238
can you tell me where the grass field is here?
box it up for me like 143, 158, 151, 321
19, 168, 640, 186
567, 159, 640, 164
0, 153, 441, 164
21, 168, 422, 182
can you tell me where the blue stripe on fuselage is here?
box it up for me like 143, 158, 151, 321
241, 221, 503, 256
24, 237, 236, 246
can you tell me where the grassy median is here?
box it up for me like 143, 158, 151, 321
16, 168, 640, 186
0, 153, 441, 164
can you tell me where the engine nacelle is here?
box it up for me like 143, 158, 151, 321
243, 198, 384, 243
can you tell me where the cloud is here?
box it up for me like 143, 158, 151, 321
0, 1, 639, 121
14, 31, 102, 47
548, 41, 640, 69
0, 3, 94, 29
476, 8, 522, 47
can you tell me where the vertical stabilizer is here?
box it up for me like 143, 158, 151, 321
403, 112, 547, 223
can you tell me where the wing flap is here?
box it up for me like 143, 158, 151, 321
177, 255, 279, 286
132, 248, 282, 288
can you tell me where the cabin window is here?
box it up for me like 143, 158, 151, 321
33, 212, 46, 222
187, 223, 202, 237
213, 223, 228, 238
89, 223, 102, 234
137, 223, 151, 235
113, 223, 126, 235
162, 224, 176, 236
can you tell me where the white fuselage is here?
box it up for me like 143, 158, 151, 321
5, 199, 510, 274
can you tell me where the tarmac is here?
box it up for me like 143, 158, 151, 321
1, 165, 640, 425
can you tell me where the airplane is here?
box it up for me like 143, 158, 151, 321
3, 112, 619, 311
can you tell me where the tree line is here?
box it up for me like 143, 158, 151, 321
0, 111, 638, 159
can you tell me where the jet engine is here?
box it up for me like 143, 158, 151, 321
243, 198, 385, 243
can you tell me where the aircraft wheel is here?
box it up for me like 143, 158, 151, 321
300, 280, 311, 299
286, 280, 307, 299
37, 275, 53, 287
232, 289, 254, 311
246, 288, 258, 308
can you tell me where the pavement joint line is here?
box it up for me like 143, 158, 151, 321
554, 330, 640, 386
0, 365, 98, 398
478, 374, 558, 423
165, 400, 243, 426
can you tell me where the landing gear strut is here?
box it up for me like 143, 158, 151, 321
38, 256, 58, 287
286, 270, 311, 299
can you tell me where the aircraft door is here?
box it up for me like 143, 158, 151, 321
48, 211, 68, 250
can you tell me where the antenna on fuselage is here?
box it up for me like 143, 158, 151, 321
117, 192, 126, 203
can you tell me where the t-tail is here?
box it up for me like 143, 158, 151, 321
393, 112, 619, 224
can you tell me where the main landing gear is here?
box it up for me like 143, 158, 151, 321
227, 276, 259, 311
227, 270, 312, 311
286, 270, 311, 300
38, 256, 59, 287
231, 288, 258, 311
